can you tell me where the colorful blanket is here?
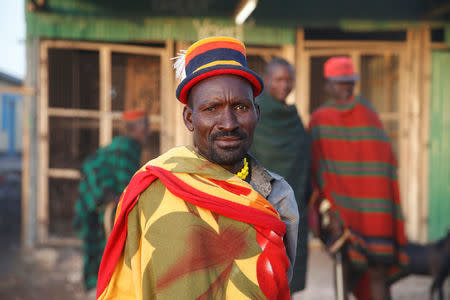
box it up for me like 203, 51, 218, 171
74, 136, 141, 290
250, 92, 312, 292
309, 96, 409, 299
96, 146, 291, 300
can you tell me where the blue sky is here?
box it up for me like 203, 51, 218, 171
0, 0, 26, 79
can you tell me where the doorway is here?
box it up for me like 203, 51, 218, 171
37, 41, 170, 244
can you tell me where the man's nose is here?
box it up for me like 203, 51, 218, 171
217, 108, 239, 131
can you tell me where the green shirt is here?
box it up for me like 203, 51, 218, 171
74, 136, 142, 290
250, 92, 312, 292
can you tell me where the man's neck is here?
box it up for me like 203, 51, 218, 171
267, 92, 286, 104
220, 160, 245, 175
332, 95, 354, 105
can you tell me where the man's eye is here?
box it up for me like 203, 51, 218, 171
236, 104, 247, 111
206, 107, 216, 112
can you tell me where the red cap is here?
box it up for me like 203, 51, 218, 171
122, 110, 147, 122
324, 56, 360, 82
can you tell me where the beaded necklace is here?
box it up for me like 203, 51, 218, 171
236, 157, 249, 180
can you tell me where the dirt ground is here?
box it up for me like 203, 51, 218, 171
0, 234, 91, 300
1, 236, 448, 300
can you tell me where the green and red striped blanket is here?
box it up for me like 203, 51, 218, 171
309, 95, 409, 299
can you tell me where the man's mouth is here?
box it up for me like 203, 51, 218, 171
214, 136, 243, 148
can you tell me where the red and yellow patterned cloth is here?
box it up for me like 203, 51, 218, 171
96, 146, 290, 300
309, 96, 409, 299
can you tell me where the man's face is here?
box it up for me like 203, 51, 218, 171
183, 75, 259, 167
326, 81, 355, 102
133, 117, 150, 146
265, 64, 294, 102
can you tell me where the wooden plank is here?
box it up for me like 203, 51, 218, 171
295, 29, 311, 124
37, 40, 49, 244
419, 27, 431, 242
351, 51, 361, 94
21, 91, 30, 248
431, 42, 449, 50
0, 86, 35, 95
43, 40, 166, 56
247, 47, 282, 57
48, 168, 81, 179
404, 28, 422, 242
282, 44, 296, 105
397, 33, 410, 238
48, 108, 101, 118
308, 48, 401, 57
304, 40, 405, 50
99, 48, 112, 147
382, 54, 393, 117
174, 41, 194, 147
22, 38, 40, 248
159, 40, 174, 153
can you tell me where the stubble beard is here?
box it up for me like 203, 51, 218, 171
207, 144, 248, 166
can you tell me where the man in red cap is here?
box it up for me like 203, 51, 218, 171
309, 57, 409, 300
74, 109, 149, 293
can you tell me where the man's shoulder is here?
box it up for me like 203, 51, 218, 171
266, 170, 295, 196
251, 156, 295, 200
131, 177, 167, 216
310, 103, 336, 124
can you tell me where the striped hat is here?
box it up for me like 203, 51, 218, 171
174, 36, 264, 104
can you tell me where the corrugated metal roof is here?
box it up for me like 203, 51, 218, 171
0, 71, 22, 86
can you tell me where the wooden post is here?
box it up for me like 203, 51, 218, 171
174, 41, 193, 147
382, 54, 393, 116
37, 41, 49, 244
402, 27, 431, 242
21, 89, 30, 247
282, 44, 296, 105
419, 27, 431, 242
160, 40, 174, 153
295, 28, 311, 124
351, 51, 361, 95
21, 38, 40, 248
99, 48, 112, 147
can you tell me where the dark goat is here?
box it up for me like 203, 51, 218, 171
405, 232, 450, 300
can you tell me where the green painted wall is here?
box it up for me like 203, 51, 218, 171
428, 50, 450, 241
26, 13, 296, 45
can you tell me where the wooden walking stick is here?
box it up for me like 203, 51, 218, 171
330, 230, 351, 300
335, 251, 346, 300
320, 199, 350, 300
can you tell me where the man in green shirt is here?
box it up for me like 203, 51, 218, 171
250, 57, 312, 293
74, 110, 149, 291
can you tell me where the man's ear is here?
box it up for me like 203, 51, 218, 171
255, 101, 261, 123
183, 105, 194, 132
